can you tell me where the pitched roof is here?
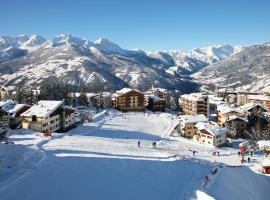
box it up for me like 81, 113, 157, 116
21, 100, 63, 118
238, 103, 269, 112
0, 101, 28, 117
248, 95, 270, 101
113, 88, 142, 97
227, 115, 248, 122
217, 105, 243, 115
181, 93, 208, 101
196, 122, 228, 136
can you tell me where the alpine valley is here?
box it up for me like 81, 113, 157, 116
2, 33, 264, 92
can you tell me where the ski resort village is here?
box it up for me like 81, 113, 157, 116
0, 86, 270, 200
2, 1, 270, 199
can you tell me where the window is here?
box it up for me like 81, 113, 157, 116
32, 115, 37, 121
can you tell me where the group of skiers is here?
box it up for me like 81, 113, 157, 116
238, 151, 251, 164
212, 151, 220, 156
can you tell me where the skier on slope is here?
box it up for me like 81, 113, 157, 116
138, 140, 141, 147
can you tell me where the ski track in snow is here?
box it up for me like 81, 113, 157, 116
0, 111, 270, 200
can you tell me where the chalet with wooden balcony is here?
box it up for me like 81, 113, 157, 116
20, 100, 75, 133
112, 88, 144, 112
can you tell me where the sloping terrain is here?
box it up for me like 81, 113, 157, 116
193, 43, 270, 92
1, 111, 269, 200
0, 34, 242, 92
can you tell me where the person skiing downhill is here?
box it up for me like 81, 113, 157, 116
138, 140, 141, 147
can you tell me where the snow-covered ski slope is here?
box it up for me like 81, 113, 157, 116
1, 111, 270, 200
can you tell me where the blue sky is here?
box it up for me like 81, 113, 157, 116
1, 0, 270, 51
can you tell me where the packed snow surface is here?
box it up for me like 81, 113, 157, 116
0, 111, 269, 200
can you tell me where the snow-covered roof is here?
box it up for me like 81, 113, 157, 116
0, 101, 28, 117
114, 88, 142, 97
179, 114, 208, 124
262, 158, 270, 167
208, 95, 224, 105
227, 115, 248, 122
0, 100, 13, 109
148, 95, 165, 102
238, 103, 268, 112
181, 93, 208, 102
237, 91, 260, 95
257, 140, 270, 149
217, 105, 242, 115
101, 92, 112, 98
196, 122, 228, 136
21, 100, 63, 118
248, 95, 270, 101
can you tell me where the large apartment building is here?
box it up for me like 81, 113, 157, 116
237, 92, 260, 105
179, 114, 208, 138
112, 88, 144, 112
246, 95, 270, 112
180, 93, 209, 117
21, 100, 75, 133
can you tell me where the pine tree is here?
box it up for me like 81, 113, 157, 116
78, 85, 89, 107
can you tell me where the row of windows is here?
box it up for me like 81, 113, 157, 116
216, 139, 222, 144
186, 126, 196, 129
200, 134, 213, 139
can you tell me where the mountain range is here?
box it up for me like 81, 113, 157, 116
0, 33, 253, 92
193, 43, 270, 92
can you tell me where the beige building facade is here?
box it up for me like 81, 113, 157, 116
180, 93, 209, 117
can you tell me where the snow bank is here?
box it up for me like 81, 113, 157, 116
205, 167, 270, 200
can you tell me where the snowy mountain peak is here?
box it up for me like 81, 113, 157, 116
50, 33, 86, 47
162, 44, 245, 74
94, 38, 125, 54
19, 34, 46, 48
192, 44, 244, 60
